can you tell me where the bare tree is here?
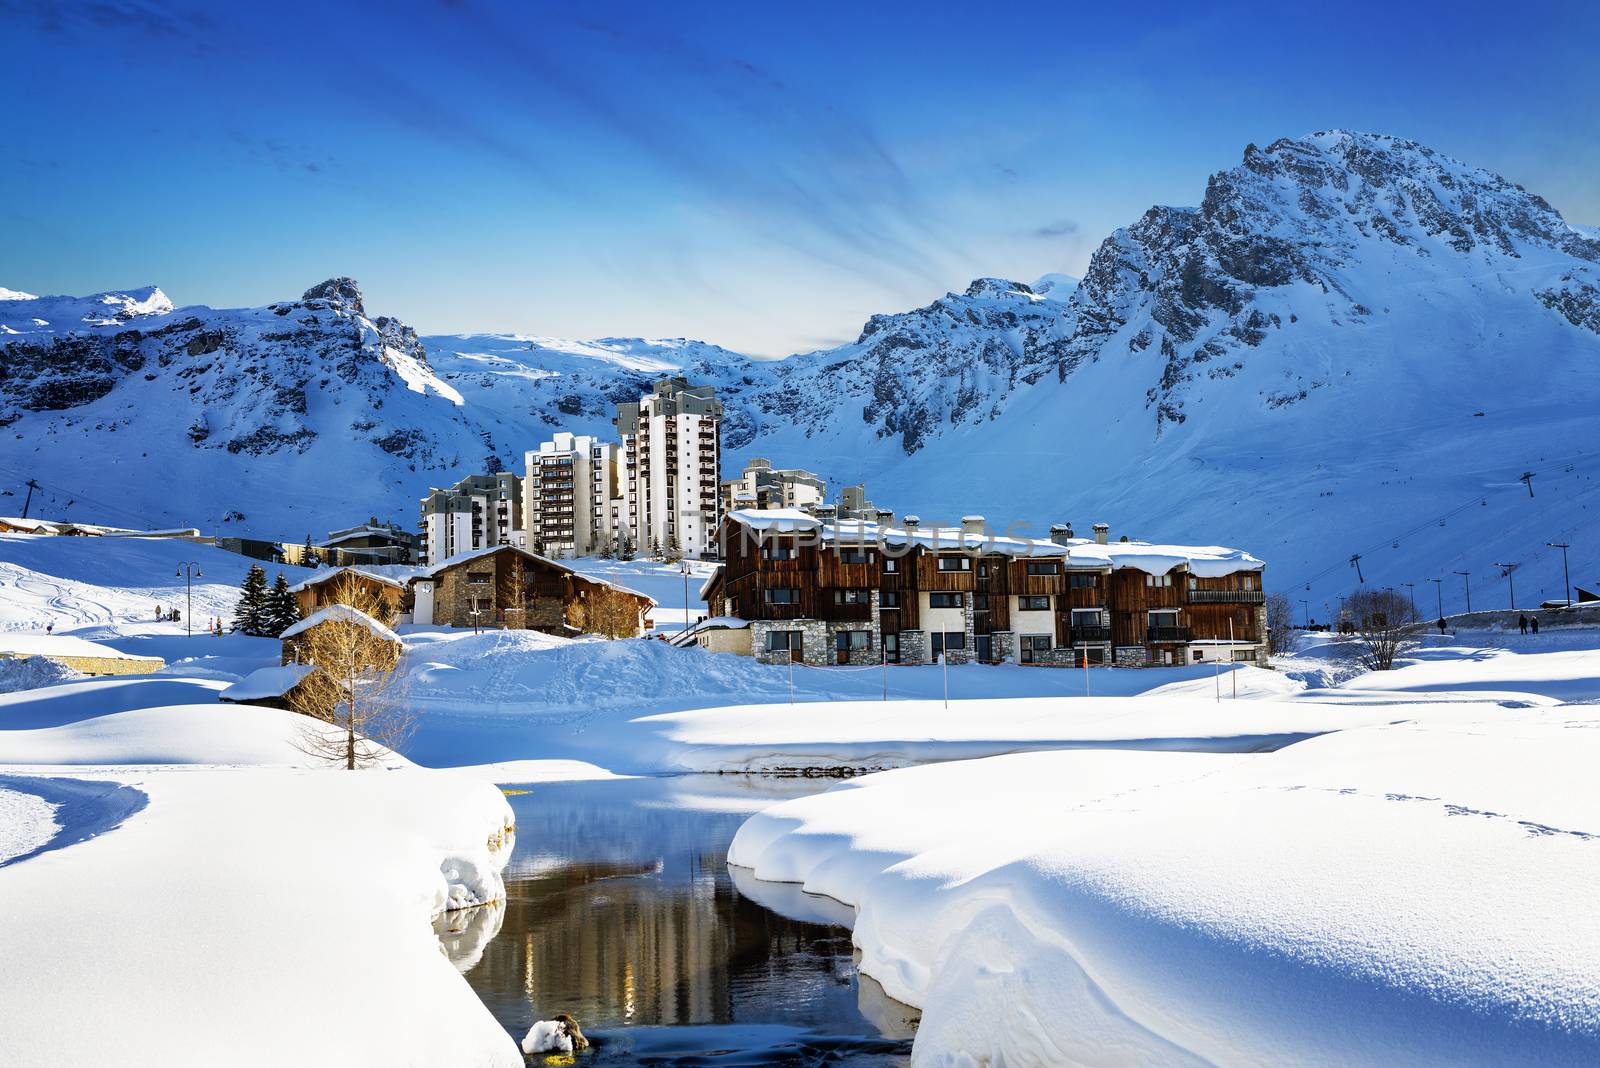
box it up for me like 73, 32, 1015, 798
324, 570, 397, 626
1265, 592, 1295, 656
1345, 588, 1420, 671
500, 554, 528, 629
572, 583, 645, 639
287, 578, 412, 769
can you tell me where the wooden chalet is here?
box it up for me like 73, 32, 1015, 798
701, 509, 1266, 668
410, 545, 654, 637
287, 567, 408, 623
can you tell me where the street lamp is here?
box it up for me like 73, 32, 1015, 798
1453, 570, 1472, 614
1493, 563, 1517, 611
1402, 582, 1417, 620
174, 562, 203, 637
1426, 577, 1443, 619
1300, 599, 1310, 628
680, 559, 693, 633
1548, 542, 1572, 609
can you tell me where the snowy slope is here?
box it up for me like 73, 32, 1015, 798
6, 132, 1598, 609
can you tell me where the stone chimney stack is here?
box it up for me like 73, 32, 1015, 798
1093, 523, 1110, 545
903, 515, 920, 530
1049, 523, 1073, 546
875, 509, 895, 525
960, 515, 986, 537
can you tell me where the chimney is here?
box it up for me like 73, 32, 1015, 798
814, 504, 838, 520
1093, 523, 1110, 545
903, 515, 920, 530
1049, 523, 1073, 546
875, 509, 895, 525
961, 515, 986, 537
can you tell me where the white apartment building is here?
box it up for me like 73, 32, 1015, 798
719, 458, 826, 514
615, 377, 723, 558
523, 432, 624, 558
418, 471, 523, 565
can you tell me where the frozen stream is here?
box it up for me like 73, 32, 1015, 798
437, 775, 916, 1065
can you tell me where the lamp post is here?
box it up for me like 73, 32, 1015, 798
174, 562, 202, 637
680, 559, 693, 635
1402, 582, 1417, 620
1547, 542, 1572, 609
1453, 570, 1471, 614
1300, 599, 1310, 628
1426, 578, 1443, 619
1493, 563, 1517, 611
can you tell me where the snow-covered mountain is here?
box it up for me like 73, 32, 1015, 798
4, 131, 1598, 608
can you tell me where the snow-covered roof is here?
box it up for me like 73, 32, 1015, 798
219, 664, 316, 701
320, 526, 410, 547
698, 567, 723, 601
100, 528, 202, 538
723, 509, 1264, 577
286, 565, 412, 595
668, 616, 750, 647
420, 545, 656, 604
0, 633, 164, 663
280, 604, 403, 644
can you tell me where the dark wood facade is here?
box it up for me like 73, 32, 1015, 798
709, 517, 1265, 667
419, 546, 653, 637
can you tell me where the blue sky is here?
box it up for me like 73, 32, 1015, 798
3, 0, 1597, 355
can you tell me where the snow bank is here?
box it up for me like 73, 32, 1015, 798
0, 781, 56, 865
0, 654, 84, 694
218, 664, 314, 701
0, 766, 518, 1065
730, 711, 1600, 1065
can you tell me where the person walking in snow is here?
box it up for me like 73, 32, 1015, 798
1437, 616, 1447, 634
1531, 616, 1540, 635
1518, 614, 1528, 635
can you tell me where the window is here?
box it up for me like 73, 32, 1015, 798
764, 587, 799, 604
1145, 573, 1174, 588
833, 588, 871, 605
1072, 609, 1105, 627
881, 590, 901, 609
766, 630, 799, 652
883, 557, 899, 573
936, 555, 971, 572
838, 547, 871, 564
1148, 610, 1179, 626
977, 560, 990, 578
883, 633, 900, 663
466, 572, 492, 585
1026, 562, 1058, 577
930, 631, 966, 656
1069, 573, 1098, 589
835, 630, 871, 650
762, 544, 796, 561
1020, 634, 1052, 663
1019, 595, 1051, 611
974, 593, 990, 611
929, 592, 964, 609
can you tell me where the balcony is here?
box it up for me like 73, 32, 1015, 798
1187, 589, 1266, 604
1147, 626, 1192, 643
1070, 625, 1112, 644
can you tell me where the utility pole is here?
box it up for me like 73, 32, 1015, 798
1548, 543, 1574, 607
1453, 570, 1472, 614
1402, 582, 1417, 620
20, 478, 41, 519
1520, 472, 1536, 497
1427, 578, 1443, 619
174, 562, 203, 637
1494, 563, 1517, 611
1350, 553, 1365, 583
680, 560, 692, 635
1300, 599, 1310, 628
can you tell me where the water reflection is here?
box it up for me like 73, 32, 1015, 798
453, 775, 915, 1065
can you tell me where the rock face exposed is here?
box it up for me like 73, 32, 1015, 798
3, 131, 1598, 601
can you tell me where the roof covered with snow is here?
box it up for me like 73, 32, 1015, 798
286, 566, 413, 595
280, 604, 403, 644
669, 616, 751, 646
420, 545, 656, 604
0, 633, 163, 663
722, 509, 1263, 576
219, 664, 316, 701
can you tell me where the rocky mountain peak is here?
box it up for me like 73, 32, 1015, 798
301, 277, 365, 315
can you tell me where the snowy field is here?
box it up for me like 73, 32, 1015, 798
3, 535, 1600, 1064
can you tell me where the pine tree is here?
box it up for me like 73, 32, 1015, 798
233, 565, 270, 636
264, 572, 302, 637
619, 535, 636, 562
302, 534, 322, 569
599, 536, 615, 560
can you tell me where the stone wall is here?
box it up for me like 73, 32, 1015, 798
1115, 644, 1149, 667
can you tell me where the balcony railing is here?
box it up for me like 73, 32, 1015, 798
1187, 589, 1266, 604
1070, 625, 1112, 644
1147, 626, 1192, 643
